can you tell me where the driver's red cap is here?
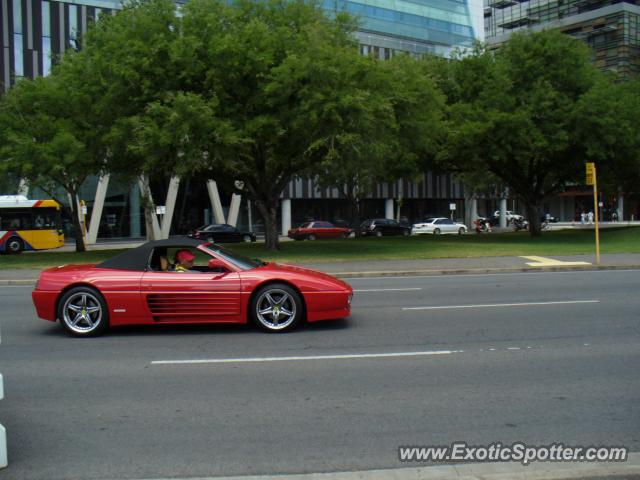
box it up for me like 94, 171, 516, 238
175, 249, 196, 263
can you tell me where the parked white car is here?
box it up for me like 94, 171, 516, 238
412, 218, 467, 235
493, 210, 524, 222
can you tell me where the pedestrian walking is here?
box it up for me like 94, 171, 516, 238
580, 211, 586, 225
588, 210, 594, 224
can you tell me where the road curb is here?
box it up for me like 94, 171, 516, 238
1, 264, 640, 286
117, 454, 640, 480
333, 264, 640, 279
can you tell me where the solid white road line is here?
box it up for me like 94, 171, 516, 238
353, 288, 422, 292
402, 300, 600, 311
151, 350, 461, 365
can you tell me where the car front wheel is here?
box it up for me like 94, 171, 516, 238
308, 233, 316, 241
57, 287, 109, 337
434, 228, 441, 235
250, 284, 303, 332
458, 227, 465, 235
375, 230, 383, 237
243, 235, 252, 242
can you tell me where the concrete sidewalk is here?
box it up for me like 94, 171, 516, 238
118, 453, 640, 480
2, 253, 640, 285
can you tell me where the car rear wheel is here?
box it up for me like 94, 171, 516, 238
57, 287, 109, 337
307, 234, 316, 241
250, 284, 303, 332
341, 232, 350, 239
243, 234, 252, 242
6, 237, 23, 254
434, 228, 441, 235
402, 229, 410, 237
458, 227, 465, 235
375, 230, 383, 237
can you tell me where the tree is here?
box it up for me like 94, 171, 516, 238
167, 0, 378, 249
575, 77, 640, 196
437, 32, 602, 235
0, 71, 104, 252
74, 0, 184, 239
314, 54, 445, 224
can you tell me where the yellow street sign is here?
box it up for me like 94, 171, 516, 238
586, 162, 595, 186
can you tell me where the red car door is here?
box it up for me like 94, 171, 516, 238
324, 222, 340, 238
319, 221, 333, 238
140, 271, 242, 323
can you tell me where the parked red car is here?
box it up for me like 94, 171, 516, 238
288, 221, 352, 240
31, 238, 352, 336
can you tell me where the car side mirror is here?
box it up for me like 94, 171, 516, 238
208, 258, 227, 272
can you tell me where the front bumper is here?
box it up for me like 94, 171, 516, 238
32, 289, 58, 321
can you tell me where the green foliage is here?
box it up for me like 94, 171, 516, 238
575, 77, 640, 194
437, 30, 603, 234
0, 70, 104, 251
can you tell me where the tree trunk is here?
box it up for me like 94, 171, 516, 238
525, 201, 542, 237
255, 200, 280, 251
68, 192, 86, 252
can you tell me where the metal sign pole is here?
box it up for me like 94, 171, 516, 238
586, 163, 600, 265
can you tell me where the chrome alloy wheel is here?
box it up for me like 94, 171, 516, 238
255, 289, 297, 330
62, 291, 103, 334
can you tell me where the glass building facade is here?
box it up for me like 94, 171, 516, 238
329, 0, 483, 55
1, 0, 483, 91
485, 0, 640, 77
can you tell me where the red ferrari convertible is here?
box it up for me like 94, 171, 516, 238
32, 238, 352, 336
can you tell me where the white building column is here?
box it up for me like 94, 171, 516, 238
465, 197, 478, 228
499, 198, 507, 228
87, 174, 110, 245
618, 194, 624, 221
281, 199, 291, 236
17, 178, 29, 197
160, 176, 180, 239
206, 180, 226, 224
385, 199, 394, 219
227, 194, 241, 227
138, 176, 161, 240
0, 372, 7, 468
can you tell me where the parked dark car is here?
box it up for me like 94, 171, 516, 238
188, 224, 256, 243
288, 221, 352, 240
359, 218, 412, 237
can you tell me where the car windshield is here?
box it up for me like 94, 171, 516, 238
424, 218, 436, 223
202, 245, 262, 270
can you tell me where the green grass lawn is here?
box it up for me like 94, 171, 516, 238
2, 227, 639, 270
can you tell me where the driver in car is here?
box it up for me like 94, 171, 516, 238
173, 249, 198, 272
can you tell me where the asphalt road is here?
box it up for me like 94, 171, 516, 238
0, 269, 639, 480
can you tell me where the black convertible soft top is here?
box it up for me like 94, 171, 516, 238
96, 238, 208, 271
